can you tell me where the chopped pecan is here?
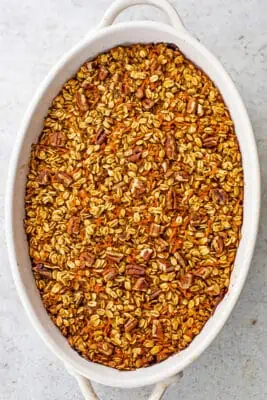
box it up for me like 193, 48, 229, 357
175, 252, 186, 268
33, 264, 53, 279
125, 318, 138, 332
75, 92, 89, 112
211, 236, 224, 254
193, 266, 212, 279
131, 178, 146, 196
133, 277, 149, 291
106, 250, 124, 263
166, 189, 178, 210
103, 267, 118, 282
38, 169, 50, 185
99, 66, 109, 81
166, 43, 179, 51
206, 283, 221, 296
165, 135, 176, 160
179, 273, 193, 289
95, 128, 107, 145
149, 223, 161, 237
203, 136, 218, 148
80, 252, 95, 267
152, 320, 164, 340
187, 98, 197, 114
142, 98, 154, 110
67, 216, 80, 235
175, 171, 190, 182
139, 248, 153, 261
210, 188, 228, 204
126, 264, 145, 276
127, 146, 142, 162
49, 131, 66, 147
135, 87, 144, 99
55, 171, 73, 187
150, 289, 162, 300
97, 342, 114, 356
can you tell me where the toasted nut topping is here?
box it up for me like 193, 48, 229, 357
67, 216, 80, 235
33, 264, 53, 279
125, 318, 138, 332
210, 188, 228, 204
80, 252, 95, 268
165, 135, 176, 160
95, 128, 107, 145
140, 248, 153, 261
135, 87, 144, 99
127, 146, 142, 162
49, 131, 66, 147
152, 320, 164, 340
150, 289, 162, 300
142, 98, 154, 110
99, 66, 109, 81
103, 267, 118, 282
150, 223, 161, 237
211, 236, 224, 254
133, 277, 149, 291
38, 169, 50, 185
203, 136, 218, 148
126, 264, 145, 276
106, 250, 124, 263
179, 273, 193, 289
56, 171, 73, 186
166, 188, 178, 210
75, 91, 88, 112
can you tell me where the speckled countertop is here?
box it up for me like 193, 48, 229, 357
0, 0, 267, 399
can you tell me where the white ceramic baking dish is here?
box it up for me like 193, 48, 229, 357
6, 0, 261, 399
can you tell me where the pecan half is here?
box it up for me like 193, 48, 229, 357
103, 267, 118, 282
106, 250, 124, 263
152, 320, 164, 340
126, 264, 145, 276
97, 342, 114, 356
165, 135, 176, 160
67, 216, 80, 235
49, 131, 66, 147
133, 277, 149, 291
193, 266, 212, 279
210, 188, 228, 204
80, 252, 95, 267
38, 169, 50, 185
179, 273, 193, 289
127, 146, 142, 162
142, 99, 154, 110
187, 98, 197, 114
125, 318, 138, 332
166, 189, 178, 210
33, 264, 53, 279
211, 235, 224, 254
175, 252, 186, 268
203, 136, 218, 148
99, 66, 109, 81
139, 248, 153, 261
75, 92, 89, 112
206, 283, 221, 296
175, 171, 190, 182
95, 128, 107, 145
55, 171, 73, 187
135, 87, 144, 99
150, 289, 162, 300
149, 223, 161, 237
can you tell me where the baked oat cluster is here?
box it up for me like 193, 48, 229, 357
25, 43, 243, 370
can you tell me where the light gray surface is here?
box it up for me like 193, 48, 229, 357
0, 0, 266, 399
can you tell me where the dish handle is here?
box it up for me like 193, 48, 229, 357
67, 369, 182, 400
98, 0, 186, 32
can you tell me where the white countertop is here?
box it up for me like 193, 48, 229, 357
1, 0, 267, 399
